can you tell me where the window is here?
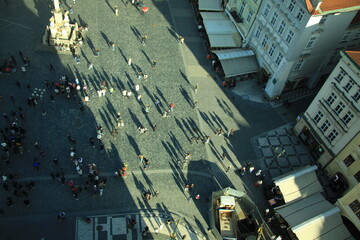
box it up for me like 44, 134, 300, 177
246, 11, 253, 23
335, 68, 347, 83
296, 9, 305, 21
294, 59, 304, 70
288, 0, 295, 12
355, 171, 360, 183
327, 129, 338, 142
326, 92, 337, 105
261, 35, 269, 47
343, 155, 355, 167
270, 12, 278, 26
286, 30, 294, 44
342, 111, 354, 124
255, 26, 262, 38
275, 53, 283, 66
319, 15, 328, 25
320, 120, 331, 132
278, 21, 286, 35
264, 4, 271, 17
305, 36, 318, 49
349, 200, 360, 212
334, 102, 345, 114
268, 43, 276, 56
239, 2, 245, 16
341, 32, 351, 42
353, 90, 360, 102
313, 111, 323, 124
344, 79, 355, 92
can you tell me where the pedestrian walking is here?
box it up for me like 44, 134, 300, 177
57, 212, 66, 221
254, 180, 263, 187
179, 36, 185, 44
33, 158, 40, 170
126, 91, 132, 98
114, 6, 118, 16
89, 137, 96, 148
137, 94, 142, 102
138, 154, 144, 163
68, 135, 76, 144
226, 165, 232, 173
128, 58, 132, 66
141, 35, 148, 46
87, 62, 93, 70
151, 60, 157, 68
195, 194, 200, 200
204, 136, 210, 144
184, 152, 191, 160
240, 167, 246, 176
144, 158, 150, 169
53, 157, 59, 165
255, 169, 263, 178
23, 199, 30, 207
169, 103, 175, 112
49, 64, 55, 72
249, 166, 255, 173
192, 100, 198, 109
109, 42, 115, 50
145, 104, 150, 113
95, 48, 100, 57
152, 124, 158, 131
216, 128, 224, 136
227, 128, 234, 137
135, 84, 140, 92
194, 84, 198, 93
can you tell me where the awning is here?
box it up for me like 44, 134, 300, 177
212, 49, 259, 78
273, 165, 323, 204
199, 0, 223, 11
200, 12, 242, 48
275, 193, 354, 240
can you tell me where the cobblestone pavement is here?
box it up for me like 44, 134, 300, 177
0, 0, 311, 239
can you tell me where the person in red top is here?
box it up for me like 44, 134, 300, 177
169, 103, 175, 112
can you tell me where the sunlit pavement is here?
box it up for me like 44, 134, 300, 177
0, 0, 310, 239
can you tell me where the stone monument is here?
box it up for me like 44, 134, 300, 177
42, 0, 84, 53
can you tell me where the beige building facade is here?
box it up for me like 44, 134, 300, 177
294, 50, 360, 167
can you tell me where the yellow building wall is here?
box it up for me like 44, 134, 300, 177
336, 184, 360, 231
326, 133, 360, 194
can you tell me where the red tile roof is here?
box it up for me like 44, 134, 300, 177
305, 0, 360, 15
345, 51, 360, 67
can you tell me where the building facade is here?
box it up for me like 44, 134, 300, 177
225, 0, 262, 42
247, 0, 360, 99
294, 50, 360, 168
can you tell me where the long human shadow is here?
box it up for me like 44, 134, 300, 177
219, 145, 236, 168
179, 69, 192, 88
109, 142, 123, 170
216, 97, 233, 117
104, 0, 115, 12
125, 71, 135, 86
169, 131, 185, 157
130, 26, 141, 42
186, 117, 204, 139
155, 86, 168, 108
128, 108, 142, 127
141, 49, 152, 65
80, 48, 89, 64
210, 111, 227, 131
101, 67, 115, 89
98, 108, 112, 132
111, 74, 125, 91
140, 168, 155, 195
86, 36, 95, 53
118, 47, 128, 64
161, 140, 178, 161
100, 31, 110, 47
181, 118, 195, 139
179, 85, 193, 108
167, 26, 179, 40
174, 117, 190, 143
199, 110, 216, 132
105, 98, 117, 121
77, 14, 86, 26
126, 133, 141, 155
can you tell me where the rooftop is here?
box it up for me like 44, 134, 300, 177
305, 0, 360, 15
345, 50, 360, 67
